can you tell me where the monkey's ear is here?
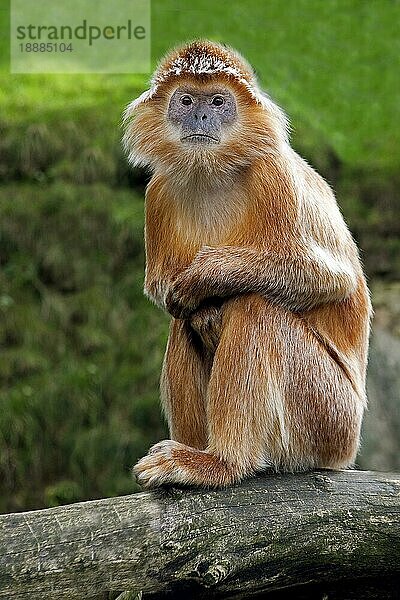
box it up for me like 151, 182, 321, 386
257, 91, 290, 140
123, 89, 154, 122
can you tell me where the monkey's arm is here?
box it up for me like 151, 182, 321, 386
165, 244, 358, 318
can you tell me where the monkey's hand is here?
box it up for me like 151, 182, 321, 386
165, 270, 210, 319
189, 302, 223, 352
165, 246, 231, 318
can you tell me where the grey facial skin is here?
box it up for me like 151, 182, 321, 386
167, 86, 237, 145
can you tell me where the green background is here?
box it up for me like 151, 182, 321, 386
0, 0, 399, 512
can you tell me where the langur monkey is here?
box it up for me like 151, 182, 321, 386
123, 40, 371, 488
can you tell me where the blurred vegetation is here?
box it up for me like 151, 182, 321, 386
0, 183, 168, 510
0, 1, 399, 511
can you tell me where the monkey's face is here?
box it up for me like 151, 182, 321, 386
167, 85, 237, 146
124, 75, 287, 178
123, 41, 290, 176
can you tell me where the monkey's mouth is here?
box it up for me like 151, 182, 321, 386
181, 134, 219, 145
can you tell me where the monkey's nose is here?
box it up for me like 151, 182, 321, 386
194, 113, 207, 121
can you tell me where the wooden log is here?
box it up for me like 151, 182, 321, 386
1, 470, 400, 599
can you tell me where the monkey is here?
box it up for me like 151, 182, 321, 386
122, 40, 372, 488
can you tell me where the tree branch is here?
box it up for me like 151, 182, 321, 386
1, 470, 400, 599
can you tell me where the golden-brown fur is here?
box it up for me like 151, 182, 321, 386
123, 40, 372, 488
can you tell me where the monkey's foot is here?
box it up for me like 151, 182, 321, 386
133, 440, 240, 488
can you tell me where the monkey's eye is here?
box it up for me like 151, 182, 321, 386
181, 95, 193, 106
212, 95, 225, 107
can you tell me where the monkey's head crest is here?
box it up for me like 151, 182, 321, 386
132, 40, 261, 108
123, 40, 289, 175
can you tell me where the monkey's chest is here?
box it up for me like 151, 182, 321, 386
173, 192, 249, 249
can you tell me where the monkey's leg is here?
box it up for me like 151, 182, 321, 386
159, 318, 211, 450
134, 293, 275, 487
134, 294, 363, 488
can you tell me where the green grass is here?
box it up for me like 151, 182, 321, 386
0, 182, 169, 511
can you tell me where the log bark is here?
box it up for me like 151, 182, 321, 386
1, 470, 400, 600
